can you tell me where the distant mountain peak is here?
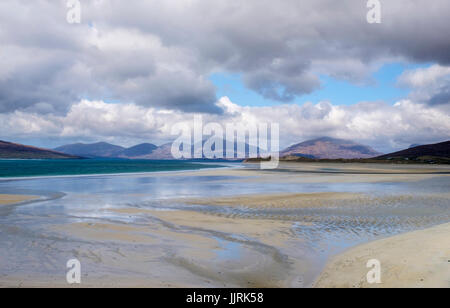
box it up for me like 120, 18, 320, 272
281, 137, 382, 159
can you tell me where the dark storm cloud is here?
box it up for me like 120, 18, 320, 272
1, 0, 450, 114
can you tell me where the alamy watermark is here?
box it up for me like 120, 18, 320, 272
367, 0, 382, 24
66, 1, 381, 25
66, 258, 81, 284
366, 259, 382, 284
67, 0, 81, 24
171, 116, 279, 169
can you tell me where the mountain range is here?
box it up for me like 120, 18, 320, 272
1, 138, 449, 162
54, 137, 381, 160
54, 140, 260, 160
275, 140, 449, 164
54, 142, 158, 159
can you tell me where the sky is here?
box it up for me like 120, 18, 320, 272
211, 63, 421, 107
0, 0, 449, 153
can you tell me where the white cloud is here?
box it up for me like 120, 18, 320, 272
2, 97, 449, 153
398, 65, 450, 88
398, 65, 450, 106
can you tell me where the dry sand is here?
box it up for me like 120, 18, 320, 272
314, 223, 450, 288
0, 194, 38, 205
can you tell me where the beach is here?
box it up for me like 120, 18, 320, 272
0, 162, 449, 288
315, 223, 450, 288
0, 194, 38, 205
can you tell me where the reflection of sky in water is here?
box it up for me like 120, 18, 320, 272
214, 237, 243, 261
1, 173, 448, 232
1, 172, 448, 198
0, 173, 449, 229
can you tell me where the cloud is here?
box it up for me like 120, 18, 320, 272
398, 65, 450, 88
398, 65, 450, 106
429, 86, 450, 106
0, 1, 449, 152
1, 1, 450, 114
1, 97, 449, 153
0, 1, 219, 114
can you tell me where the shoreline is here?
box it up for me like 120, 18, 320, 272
314, 222, 450, 288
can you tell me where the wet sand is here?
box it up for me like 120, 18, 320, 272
315, 223, 450, 288
51, 209, 307, 288
0, 194, 38, 205
167, 162, 450, 185
50, 189, 450, 287
183, 192, 364, 209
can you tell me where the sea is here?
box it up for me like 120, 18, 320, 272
0, 159, 225, 178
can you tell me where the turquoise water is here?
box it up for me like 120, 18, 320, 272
0, 159, 224, 178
